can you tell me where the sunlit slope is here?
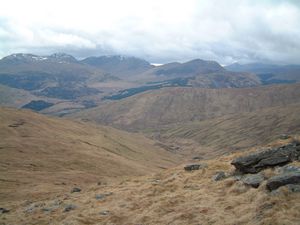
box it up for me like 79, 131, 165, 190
70, 83, 300, 131
0, 107, 180, 201
158, 103, 300, 158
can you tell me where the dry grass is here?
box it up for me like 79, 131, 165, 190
1, 142, 300, 225
158, 103, 300, 158
0, 107, 181, 203
1, 107, 300, 225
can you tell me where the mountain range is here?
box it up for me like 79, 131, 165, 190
1, 52, 300, 225
3, 53, 297, 115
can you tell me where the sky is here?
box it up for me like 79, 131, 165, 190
0, 0, 300, 65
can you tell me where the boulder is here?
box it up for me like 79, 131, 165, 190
99, 210, 110, 216
231, 142, 300, 174
71, 187, 81, 193
276, 165, 300, 174
266, 171, 300, 191
0, 207, 10, 214
192, 156, 203, 160
212, 171, 226, 181
95, 192, 113, 200
63, 204, 77, 212
287, 184, 300, 192
241, 173, 265, 188
184, 163, 207, 171
279, 134, 290, 140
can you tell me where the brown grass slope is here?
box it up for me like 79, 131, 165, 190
0, 107, 180, 202
2, 138, 300, 225
0, 84, 40, 107
70, 83, 300, 131
157, 103, 300, 158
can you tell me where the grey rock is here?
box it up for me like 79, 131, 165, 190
24, 202, 45, 213
71, 187, 81, 193
99, 210, 110, 215
192, 156, 203, 160
184, 163, 207, 171
95, 194, 106, 200
276, 165, 300, 174
0, 208, 10, 214
95, 192, 113, 200
212, 171, 226, 181
279, 134, 290, 140
241, 173, 265, 188
41, 207, 53, 213
64, 204, 77, 212
266, 171, 300, 191
231, 142, 300, 174
287, 184, 300, 192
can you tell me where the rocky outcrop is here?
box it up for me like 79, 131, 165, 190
212, 171, 226, 181
71, 187, 81, 193
184, 163, 207, 171
241, 173, 265, 188
266, 172, 300, 191
0, 208, 10, 214
63, 204, 77, 212
231, 142, 300, 174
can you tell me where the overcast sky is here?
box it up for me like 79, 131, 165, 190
0, 0, 300, 64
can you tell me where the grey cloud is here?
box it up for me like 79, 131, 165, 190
0, 0, 300, 64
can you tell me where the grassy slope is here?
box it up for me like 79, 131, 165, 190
157, 103, 300, 158
0, 84, 39, 107
2, 138, 300, 225
70, 83, 300, 131
0, 107, 180, 202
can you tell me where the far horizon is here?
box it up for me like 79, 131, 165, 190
2, 52, 300, 67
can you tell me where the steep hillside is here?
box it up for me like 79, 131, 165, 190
0, 84, 40, 107
71, 83, 300, 131
157, 103, 300, 158
2, 138, 300, 225
0, 107, 180, 202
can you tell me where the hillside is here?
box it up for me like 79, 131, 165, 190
1, 138, 300, 225
0, 84, 40, 107
70, 83, 300, 131
157, 103, 300, 158
0, 107, 180, 202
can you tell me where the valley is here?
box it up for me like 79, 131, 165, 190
2, 53, 297, 116
1, 53, 300, 225
2, 1, 300, 224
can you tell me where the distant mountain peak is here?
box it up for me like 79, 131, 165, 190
1, 53, 48, 64
1, 52, 78, 64
81, 54, 153, 78
154, 58, 224, 77
48, 53, 77, 63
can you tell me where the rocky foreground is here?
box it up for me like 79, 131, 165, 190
1, 138, 300, 225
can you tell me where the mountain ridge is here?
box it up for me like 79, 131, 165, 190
70, 83, 300, 131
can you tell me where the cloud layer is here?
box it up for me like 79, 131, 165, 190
1, 0, 300, 64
